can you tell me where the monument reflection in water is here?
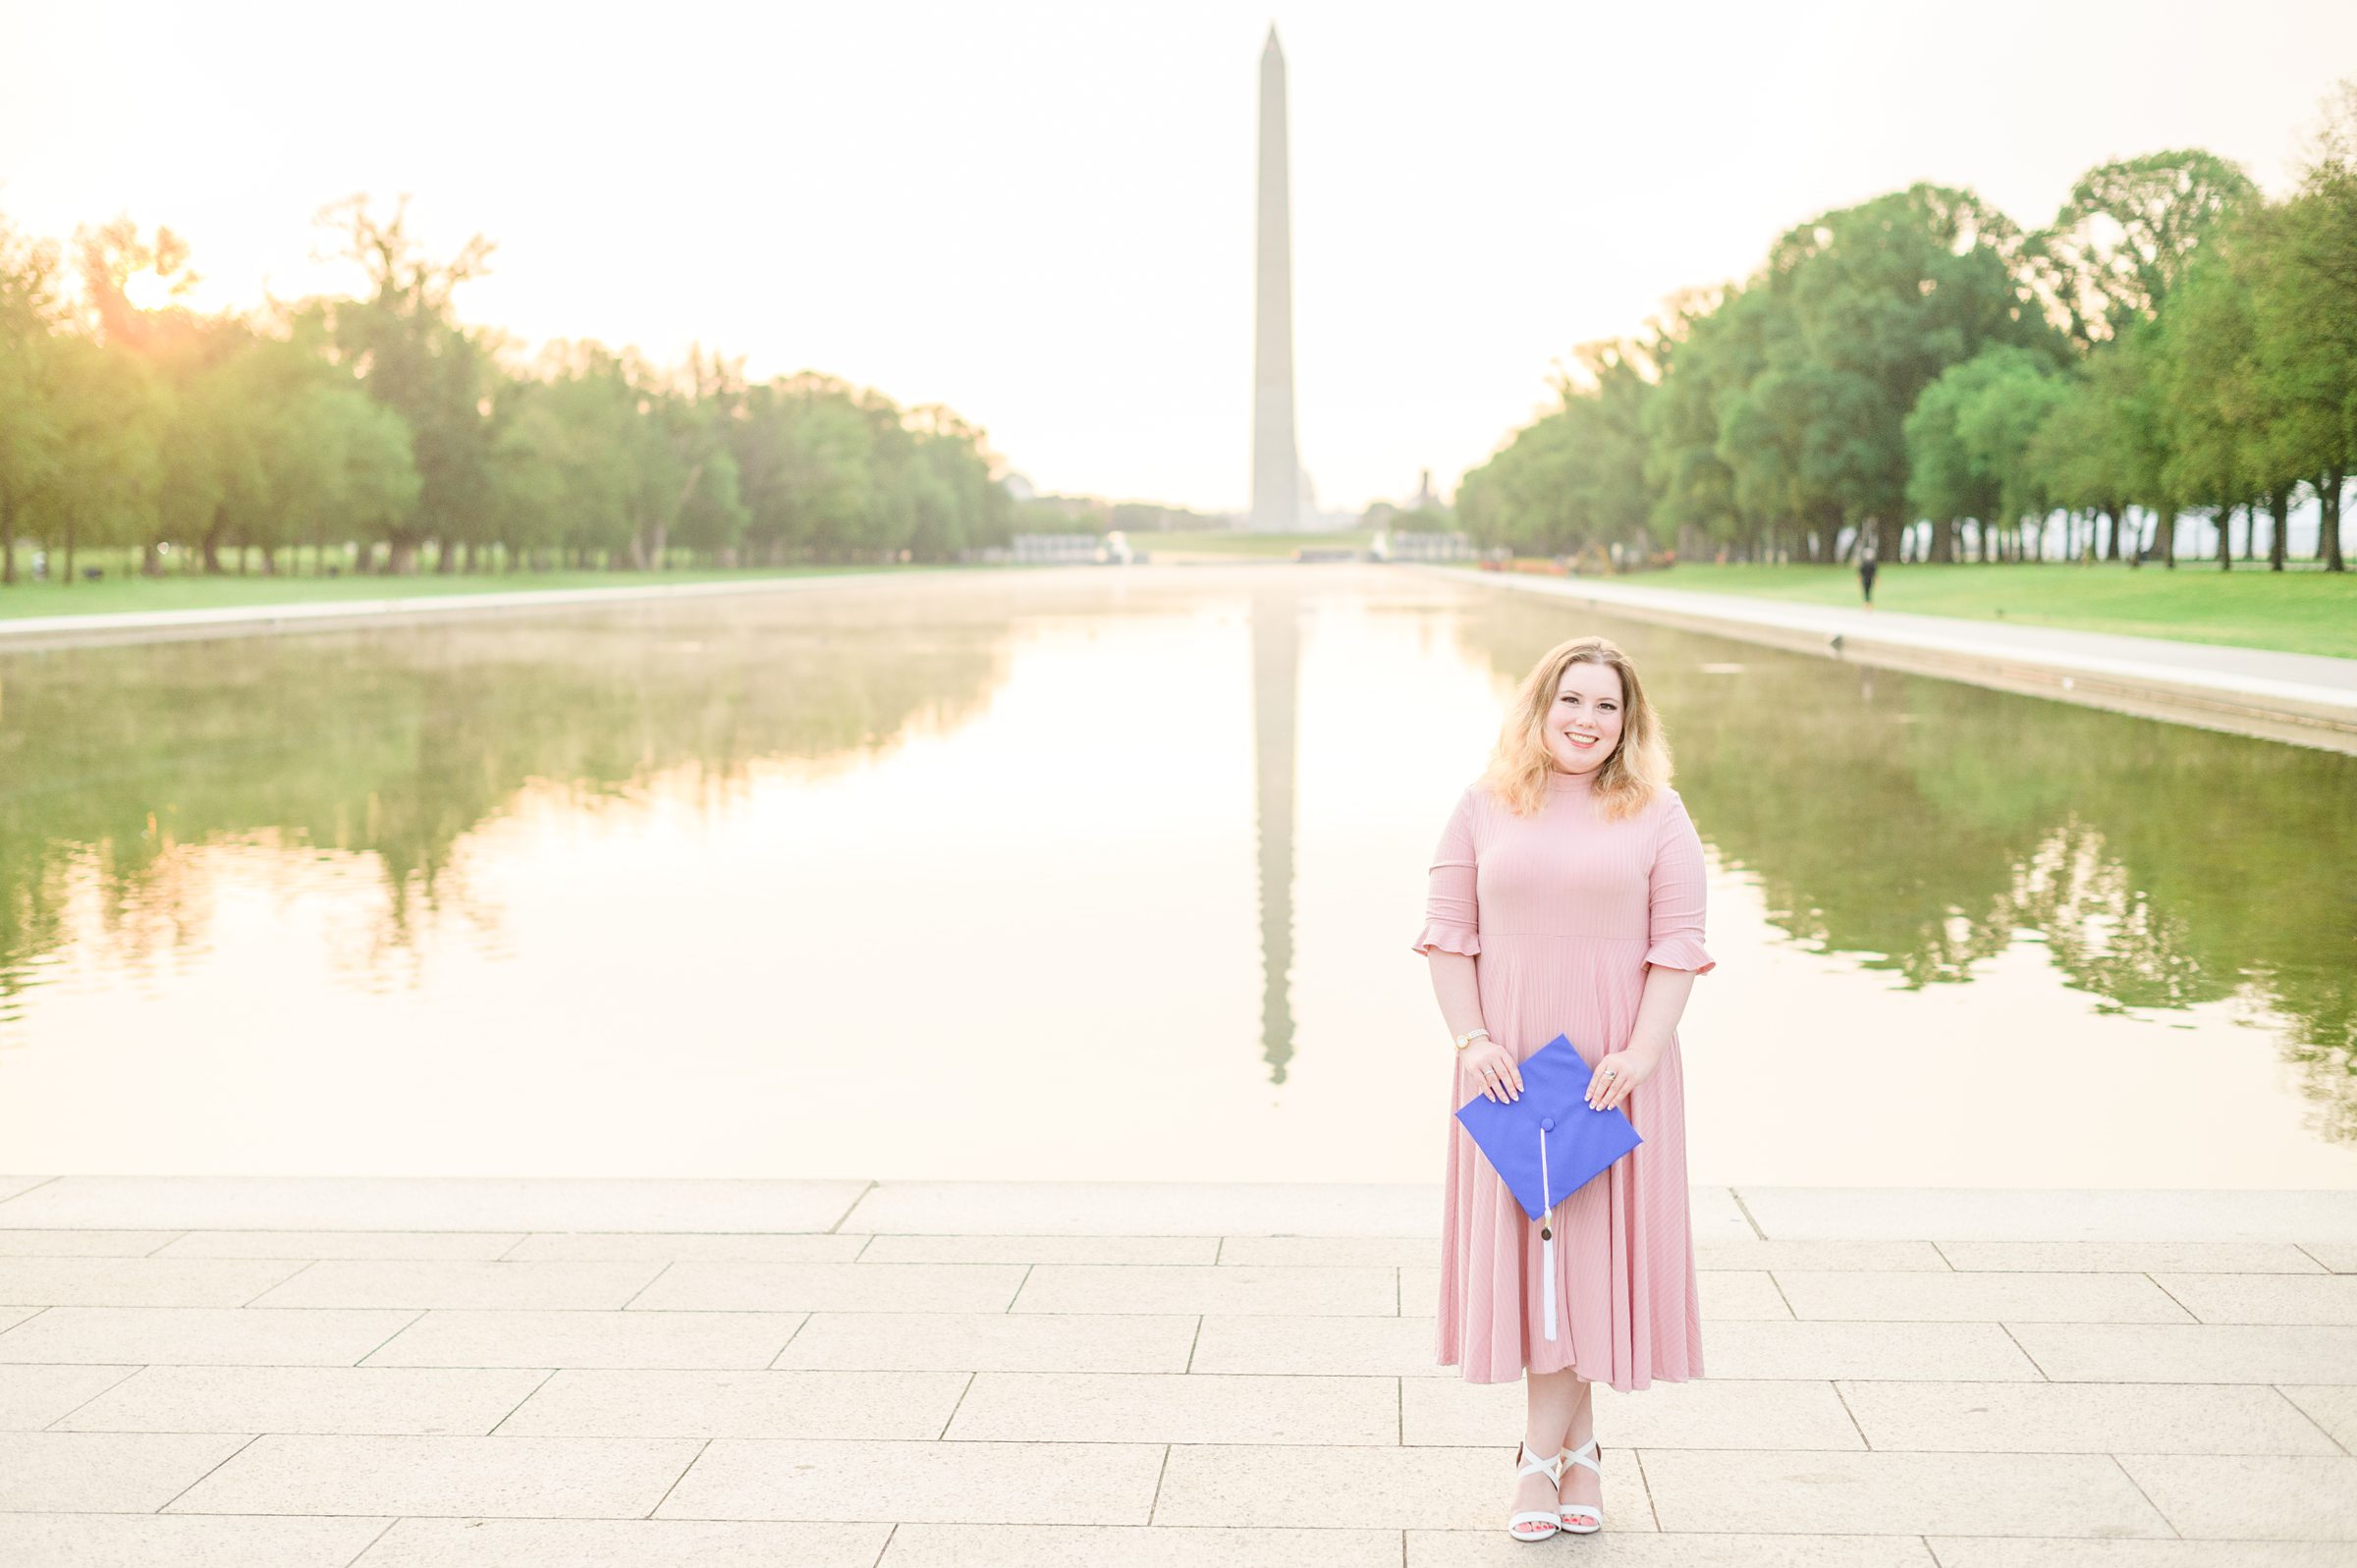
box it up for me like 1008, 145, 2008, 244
1251, 577, 1299, 1082
0, 566, 2349, 1187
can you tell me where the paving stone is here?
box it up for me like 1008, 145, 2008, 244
360, 1308, 801, 1370
8, 1178, 2350, 1546
840, 1181, 1440, 1236
249, 1260, 666, 1310
0, 1363, 138, 1429
1155, 1441, 1648, 1530
631, 1261, 1024, 1313
2005, 1323, 2357, 1383
0, 1175, 868, 1233
495, 1368, 967, 1438
503, 1232, 868, 1262
0, 1431, 255, 1510
773, 1311, 1196, 1373
0, 1229, 183, 1257
2153, 1272, 2357, 1325
0, 1513, 389, 1568
1220, 1236, 1434, 1267
1696, 1239, 1950, 1272
0, 1256, 308, 1307
0, 1175, 53, 1204
2278, 1384, 2357, 1449
1702, 1270, 1793, 1318
884, 1523, 1405, 1567
1773, 1269, 2193, 1323
354, 1517, 889, 1567
1191, 1316, 1452, 1378
1013, 1264, 1396, 1316
863, 1234, 1217, 1265
166, 1433, 703, 1517
2116, 1452, 2357, 1539
945, 1371, 1397, 1444
1691, 1187, 1755, 1241
56, 1365, 552, 1435
1695, 1320, 2046, 1380
160, 1231, 522, 1260
0, 1306, 418, 1366
655, 1437, 1166, 1524
1640, 1447, 2168, 1537
1408, 1531, 1939, 1565
1737, 1189, 2357, 1244
1836, 1379, 2340, 1453
1925, 1540, 2356, 1566
1402, 1375, 1861, 1449
1939, 1241, 2329, 1274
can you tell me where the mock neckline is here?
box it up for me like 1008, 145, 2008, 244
1546, 764, 1601, 791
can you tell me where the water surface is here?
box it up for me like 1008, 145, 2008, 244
2, 566, 2349, 1186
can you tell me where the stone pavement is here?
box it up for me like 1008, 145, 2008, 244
0, 1175, 2353, 1566
1431, 568, 2357, 755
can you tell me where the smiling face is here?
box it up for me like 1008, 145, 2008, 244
1543, 659, 1626, 775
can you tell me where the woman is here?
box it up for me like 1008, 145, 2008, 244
1410, 633, 1714, 1541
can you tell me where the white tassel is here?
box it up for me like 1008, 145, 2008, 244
1540, 1123, 1558, 1341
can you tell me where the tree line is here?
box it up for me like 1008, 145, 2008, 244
0, 197, 1014, 586
1458, 82, 2357, 573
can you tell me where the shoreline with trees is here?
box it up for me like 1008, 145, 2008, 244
1457, 81, 2357, 578
0, 197, 1016, 593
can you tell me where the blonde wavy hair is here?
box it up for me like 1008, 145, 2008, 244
1480, 635, 1672, 820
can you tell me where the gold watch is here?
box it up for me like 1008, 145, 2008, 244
1452, 1027, 1491, 1052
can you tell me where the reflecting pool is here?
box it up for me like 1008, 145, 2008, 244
2, 565, 2350, 1186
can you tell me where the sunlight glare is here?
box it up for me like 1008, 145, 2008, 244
121, 267, 178, 311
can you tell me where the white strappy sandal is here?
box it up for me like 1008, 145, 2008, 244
1507, 1440, 1565, 1541
1557, 1435, 1604, 1533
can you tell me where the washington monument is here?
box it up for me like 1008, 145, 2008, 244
1250, 26, 1299, 531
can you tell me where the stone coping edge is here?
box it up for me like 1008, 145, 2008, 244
1, 1177, 2352, 1242
1435, 566, 2357, 755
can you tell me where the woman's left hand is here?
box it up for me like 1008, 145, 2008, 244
1585, 1048, 1655, 1112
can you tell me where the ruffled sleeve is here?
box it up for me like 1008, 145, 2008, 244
1409, 786, 1482, 958
1644, 792, 1717, 975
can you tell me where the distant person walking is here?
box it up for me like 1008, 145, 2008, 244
1858, 545, 1879, 607
1411, 635, 1714, 1541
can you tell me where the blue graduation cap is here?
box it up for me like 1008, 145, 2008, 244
1453, 1033, 1643, 1341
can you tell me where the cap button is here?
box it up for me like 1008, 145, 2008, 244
1539, 1116, 1555, 1132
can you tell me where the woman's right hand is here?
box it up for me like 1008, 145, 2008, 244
1459, 1040, 1524, 1103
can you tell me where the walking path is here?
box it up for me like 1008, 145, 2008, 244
0, 572, 903, 654
1426, 568, 2357, 754
1, 1174, 2351, 1565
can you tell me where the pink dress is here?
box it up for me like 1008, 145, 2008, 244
1410, 766, 1716, 1388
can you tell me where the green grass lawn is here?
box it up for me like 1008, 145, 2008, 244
0, 563, 951, 621
1634, 562, 2357, 660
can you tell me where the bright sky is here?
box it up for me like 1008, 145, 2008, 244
4, 1, 2354, 515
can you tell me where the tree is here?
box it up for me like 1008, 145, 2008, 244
1457, 339, 1660, 560
24, 334, 163, 581
2031, 150, 2262, 349
0, 221, 64, 585
1955, 350, 2069, 559
1640, 287, 1748, 553
2027, 370, 2137, 561
2157, 239, 2273, 569
1762, 184, 2057, 556
2248, 83, 2357, 571
316, 195, 494, 571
